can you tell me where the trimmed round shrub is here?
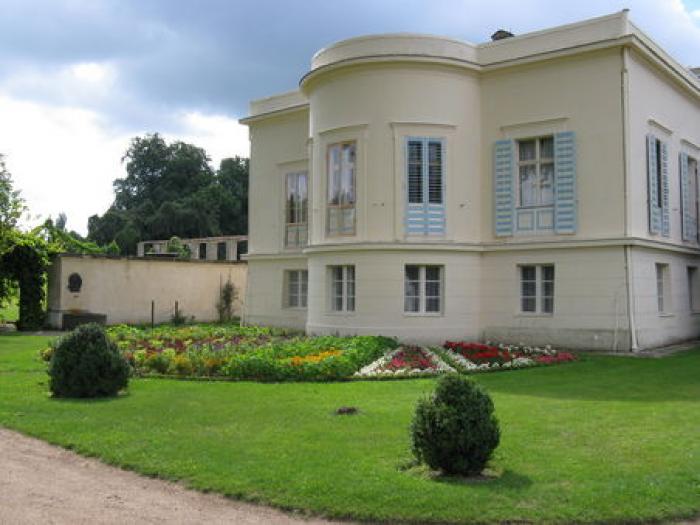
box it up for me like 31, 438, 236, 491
49, 323, 129, 398
411, 374, 500, 476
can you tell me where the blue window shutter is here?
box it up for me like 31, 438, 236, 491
427, 139, 446, 235
493, 139, 514, 237
406, 139, 427, 235
647, 134, 661, 234
680, 152, 694, 241
405, 138, 444, 236
554, 131, 577, 234
661, 141, 670, 237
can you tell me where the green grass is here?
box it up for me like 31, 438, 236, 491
0, 295, 18, 322
1, 334, 699, 523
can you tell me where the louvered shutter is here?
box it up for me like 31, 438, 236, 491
647, 134, 661, 234
680, 152, 695, 241
554, 131, 576, 234
426, 140, 445, 235
406, 139, 425, 235
661, 141, 670, 237
493, 139, 514, 237
406, 138, 444, 235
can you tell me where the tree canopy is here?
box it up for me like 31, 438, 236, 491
0, 154, 26, 255
88, 134, 248, 254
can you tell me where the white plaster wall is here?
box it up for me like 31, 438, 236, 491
306, 62, 481, 244
47, 256, 247, 327
306, 249, 480, 342
630, 247, 700, 348
244, 256, 308, 330
480, 247, 630, 350
480, 49, 626, 242
626, 49, 700, 244
247, 111, 309, 256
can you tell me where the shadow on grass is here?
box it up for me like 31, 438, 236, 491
434, 469, 533, 490
478, 349, 700, 402
49, 390, 131, 404
402, 461, 533, 490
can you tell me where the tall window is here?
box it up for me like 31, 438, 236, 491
406, 138, 445, 235
407, 139, 443, 206
656, 263, 670, 313
518, 137, 554, 208
327, 142, 356, 236
520, 264, 554, 314
655, 139, 663, 209
404, 265, 443, 314
329, 265, 355, 312
285, 171, 308, 248
688, 266, 699, 311
236, 240, 247, 261
286, 270, 308, 308
198, 243, 207, 259
687, 156, 698, 240
217, 242, 227, 260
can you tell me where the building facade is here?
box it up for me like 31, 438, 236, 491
240, 11, 700, 351
137, 235, 248, 262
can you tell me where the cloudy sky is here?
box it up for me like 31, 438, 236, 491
3, 0, 700, 234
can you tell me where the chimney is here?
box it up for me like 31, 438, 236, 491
491, 29, 514, 41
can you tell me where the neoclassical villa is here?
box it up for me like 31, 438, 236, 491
240, 11, 700, 351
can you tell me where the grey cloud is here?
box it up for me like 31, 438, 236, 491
0, 0, 699, 131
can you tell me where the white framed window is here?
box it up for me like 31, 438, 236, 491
285, 270, 308, 308
656, 263, 670, 314
329, 265, 355, 312
404, 265, 443, 314
520, 264, 555, 314
517, 136, 554, 208
688, 266, 699, 312
285, 171, 308, 248
327, 141, 356, 236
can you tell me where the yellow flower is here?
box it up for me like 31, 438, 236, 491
289, 349, 343, 366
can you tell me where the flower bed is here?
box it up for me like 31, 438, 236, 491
442, 341, 575, 372
103, 324, 398, 382
354, 345, 455, 378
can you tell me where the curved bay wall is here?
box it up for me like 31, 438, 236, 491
306, 62, 481, 245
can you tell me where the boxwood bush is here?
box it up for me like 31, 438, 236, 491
411, 374, 500, 476
49, 323, 129, 398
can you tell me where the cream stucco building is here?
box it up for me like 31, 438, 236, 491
240, 11, 700, 351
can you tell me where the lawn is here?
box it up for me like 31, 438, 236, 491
1, 333, 699, 523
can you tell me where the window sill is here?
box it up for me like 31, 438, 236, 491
325, 234, 357, 239
515, 312, 554, 318
283, 306, 307, 311
325, 311, 356, 317
516, 205, 554, 211
403, 312, 444, 318
658, 312, 675, 318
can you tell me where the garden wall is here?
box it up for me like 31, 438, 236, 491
47, 254, 247, 328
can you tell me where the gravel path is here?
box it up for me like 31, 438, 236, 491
0, 427, 335, 525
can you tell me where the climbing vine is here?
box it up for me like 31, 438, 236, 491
0, 221, 111, 331
0, 231, 55, 330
